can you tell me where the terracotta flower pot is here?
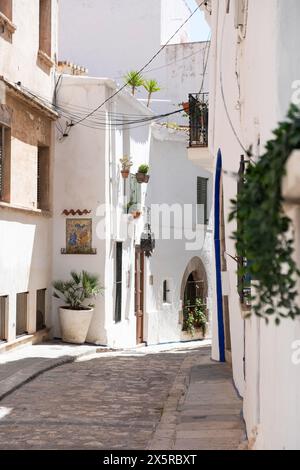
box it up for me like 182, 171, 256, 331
121, 169, 130, 179
182, 101, 190, 114
132, 211, 142, 219
136, 172, 150, 184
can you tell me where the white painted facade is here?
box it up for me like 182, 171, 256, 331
0, 0, 58, 100
0, 0, 58, 345
200, 0, 300, 450
145, 124, 213, 345
53, 75, 152, 348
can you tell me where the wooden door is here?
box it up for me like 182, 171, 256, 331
135, 247, 144, 344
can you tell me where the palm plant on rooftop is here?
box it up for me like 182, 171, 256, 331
124, 70, 145, 96
143, 79, 161, 107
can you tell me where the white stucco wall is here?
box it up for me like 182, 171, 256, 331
206, 0, 300, 450
53, 75, 152, 348
145, 124, 213, 345
0, 0, 58, 343
0, 0, 58, 99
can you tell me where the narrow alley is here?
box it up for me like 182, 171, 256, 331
0, 343, 245, 450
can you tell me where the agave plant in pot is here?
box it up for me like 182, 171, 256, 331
136, 164, 150, 184
53, 270, 104, 345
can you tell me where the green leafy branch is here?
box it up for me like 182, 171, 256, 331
229, 104, 300, 324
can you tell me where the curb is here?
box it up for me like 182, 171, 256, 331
0, 350, 99, 402
147, 350, 201, 450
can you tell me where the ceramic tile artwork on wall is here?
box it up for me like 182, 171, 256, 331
66, 219, 92, 254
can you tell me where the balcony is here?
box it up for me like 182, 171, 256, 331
187, 93, 213, 171
189, 93, 208, 148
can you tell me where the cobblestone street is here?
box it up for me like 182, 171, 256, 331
0, 344, 245, 450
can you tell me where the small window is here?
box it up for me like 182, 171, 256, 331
0, 295, 8, 341
39, 0, 52, 57
36, 289, 46, 331
0, 0, 12, 20
37, 146, 50, 210
0, 124, 11, 202
197, 177, 208, 225
115, 242, 123, 323
128, 174, 141, 209
16, 292, 28, 337
163, 280, 171, 304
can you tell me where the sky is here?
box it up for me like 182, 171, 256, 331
185, 0, 211, 42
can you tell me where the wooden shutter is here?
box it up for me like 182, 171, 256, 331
37, 150, 41, 208
0, 126, 4, 200
197, 177, 208, 225
115, 242, 123, 323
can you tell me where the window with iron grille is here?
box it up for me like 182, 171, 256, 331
115, 242, 123, 323
197, 177, 208, 225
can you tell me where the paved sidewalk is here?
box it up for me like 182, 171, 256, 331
0, 341, 107, 400
148, 347, 247, 450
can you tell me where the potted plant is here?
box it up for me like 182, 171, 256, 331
183, 298, 207, 337
136, 164, 150, 184
127, 199, 142, 219
120, 156, 133, 179
53, 270, 104, 344
124, 70, 145, 96
143, 79, 161, 107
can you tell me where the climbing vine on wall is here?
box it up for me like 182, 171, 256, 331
229, 105, 300, 324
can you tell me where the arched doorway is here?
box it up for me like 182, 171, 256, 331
180, 257, 208, 332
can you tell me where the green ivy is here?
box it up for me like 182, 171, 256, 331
229, 105, 300, 324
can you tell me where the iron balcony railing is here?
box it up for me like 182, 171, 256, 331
188, 93, 209, 148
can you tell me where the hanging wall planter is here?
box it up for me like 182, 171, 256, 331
120, 156, 133, 179
121, 169, 130, 179
136, 164, 150, 184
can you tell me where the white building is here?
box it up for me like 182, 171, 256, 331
198, 0, 300, 450
58, 0, 209, 119
145, 124, 213, 345
54, 0, 214, 347
53, 74, 153, 349
0, 0, 58, 349
53, 71, 214, 348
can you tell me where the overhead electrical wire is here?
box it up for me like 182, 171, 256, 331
20, 42, 212, 132
65, 0, 206, 130
19, 83, 189, 131
18, 1, 210, 134
112, 44, 210, 80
